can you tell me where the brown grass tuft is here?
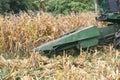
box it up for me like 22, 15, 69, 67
0, 11, 103, 53
0, 12, 120, 80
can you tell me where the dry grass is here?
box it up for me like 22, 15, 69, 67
0, 12, 120, 80
0, 46, 120, 80
0, 11, 102, 53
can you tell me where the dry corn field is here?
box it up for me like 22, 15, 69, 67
0, 12, 120, 80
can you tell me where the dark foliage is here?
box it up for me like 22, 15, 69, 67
46, 0, 94, 14
0, 0, 38, 14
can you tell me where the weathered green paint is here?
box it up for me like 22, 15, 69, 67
78, 38, 99, 48
98, 24, 120, 44
33, 26, 100, 51
33, 25, 120, 52
101, 0, 108, 12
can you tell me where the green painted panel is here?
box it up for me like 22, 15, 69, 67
54, 26, 100, 46
79, 39, 99, 48
34, 26, 100, 51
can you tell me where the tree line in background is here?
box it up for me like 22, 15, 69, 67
0, 0, 94, 15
